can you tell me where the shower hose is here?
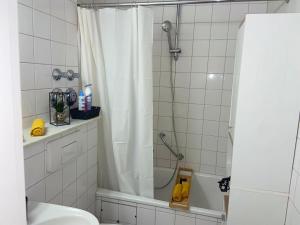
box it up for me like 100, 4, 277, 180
155, 56, 181, 189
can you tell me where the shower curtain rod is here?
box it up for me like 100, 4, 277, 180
77, 0, 288, 8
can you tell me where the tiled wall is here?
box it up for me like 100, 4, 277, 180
24, 122, 98, 214
18, 0, 80, 128
77, 0, 269, 176
267, 0, 299, 13
151, 2, 268, 176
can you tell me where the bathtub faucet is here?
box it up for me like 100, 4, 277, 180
159, 132, 184, 161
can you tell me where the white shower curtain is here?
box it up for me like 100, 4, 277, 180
78, 7, 154, 198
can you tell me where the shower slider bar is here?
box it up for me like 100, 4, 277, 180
78, 0, 289, 8
159, 132, 184, 160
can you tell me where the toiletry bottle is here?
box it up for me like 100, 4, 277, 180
78, 90, 85, 111
84, 84, 92, 111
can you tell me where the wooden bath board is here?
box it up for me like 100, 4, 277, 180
169, 167, 193, 210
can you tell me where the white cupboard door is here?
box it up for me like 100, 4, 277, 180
155, 211, 175, 225
101, 201, 118, 223
137, 207, 155, 225
119, 204, 137, 225
175, 215, 195, 225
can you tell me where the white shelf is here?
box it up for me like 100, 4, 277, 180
23, 117, 100, 147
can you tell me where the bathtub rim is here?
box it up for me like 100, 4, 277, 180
96, 188, 225, 220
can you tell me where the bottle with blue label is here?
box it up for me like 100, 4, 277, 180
84, 84, 92, 111
78, 90, 85, 111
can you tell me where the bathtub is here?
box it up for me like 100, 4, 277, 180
96, 167, 225, 224
154, 167, 224, 211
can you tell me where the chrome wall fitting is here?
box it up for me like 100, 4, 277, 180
52, 68, 80, 81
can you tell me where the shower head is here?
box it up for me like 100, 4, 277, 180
161, 21, 173, 52
161, 20, 172, 33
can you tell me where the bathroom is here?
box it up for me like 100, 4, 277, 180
1, 0, 300, 224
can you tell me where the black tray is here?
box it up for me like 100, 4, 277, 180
70, 106, 101, 120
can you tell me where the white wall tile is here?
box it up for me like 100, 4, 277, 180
35, 64, 52, 89
189, 89, 205, 104
63, 161, 76, 189
66, 23, 78, 46
34, 37, 51, 64
65, 0, 77, 24
26, 180, 46, 202
193, 40, 210, 57
188, 104, 204, 119
206, 74, 223, 90
19, 0, 33, 7
212, 4, 230, 22
201, 150, 217, 166
33, 10, 50, 39
195, 4, 212, 23
180, 5, 196, 23
18, 4, 33, 35
249, 3, 268, 14
187, 134, 202, 149
19, 34, 34, 63
51, 41, 66, 66
191, 57, 208, 73
156, 210, 175, 225
202, 135, 218, 151
36, 89, 51, 114
77, 153, 88, 177
46, 169, 63, 201
87, 165, 97, 187
22, 90, 36, 117
33, 0, 50, 14
230, 3, 249, 22
24, 152, 45, 188
205, 90, 222, 105
179, 23, 194, 40
207, 57, 226, 73
204, 105, 221, 121
51, 0, 65, 20
209, 40, 227, 56
187, 119, 203, 134
203, 120, 219, 136
194, 23, 211, 40
210, 23, 228, 39
20, 63, 35, 90
175, 215, 196, 225
51, 17, 66, 43
63, 181, 77, 206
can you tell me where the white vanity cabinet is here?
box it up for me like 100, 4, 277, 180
23, 118, 100, 215
100, 199, 137, 224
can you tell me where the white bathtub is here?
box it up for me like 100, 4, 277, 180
96, 167, 225, 224
154, 167, 224, 211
